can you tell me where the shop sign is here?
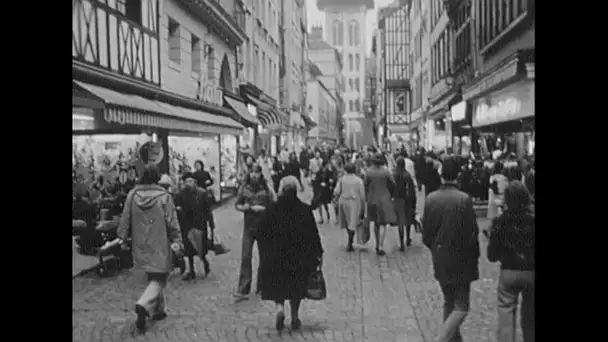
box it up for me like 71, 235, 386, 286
196, 80, 223, 107
139, 141, 164, 165
450, 101, 467, 122
472, 81, 534, 128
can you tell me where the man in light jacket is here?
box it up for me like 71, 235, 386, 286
117, 165, 183, 332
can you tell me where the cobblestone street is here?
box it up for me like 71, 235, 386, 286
73, 186, 511, 342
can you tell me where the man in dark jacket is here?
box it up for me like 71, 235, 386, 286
422, 158, 480, 342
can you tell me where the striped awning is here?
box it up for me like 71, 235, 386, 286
73, 81, 243, 135
246, 95, 287, 127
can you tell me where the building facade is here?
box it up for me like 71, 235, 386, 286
416, 0, 535, 158
160, 0, 252, 199
279, 0, 309, 153
407, 0, 432, 150
461, 0, 535, 158
306, 61, 338, 144
72, 0, 247, 201
239, 0, 288, 156
317, 0, 373, 149
307, 27, 344, 146
377, 2, 410, 152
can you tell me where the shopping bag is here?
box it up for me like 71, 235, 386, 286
356, 217, 370, 245
208, 229, 230, 256
306, 268, 327, 300
187, 228, 206, 257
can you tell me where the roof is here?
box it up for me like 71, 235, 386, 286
317, 0, 374, 10
308, 40, 334, 51
307, 61, 323, 77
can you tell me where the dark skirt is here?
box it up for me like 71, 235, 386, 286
311, 186, 332, 208
259, 260, 317, 302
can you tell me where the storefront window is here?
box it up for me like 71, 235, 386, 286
524, 132, 535, 156
168, 135, 220, 201
220, 134, 238, 198
72, 134, 151, 184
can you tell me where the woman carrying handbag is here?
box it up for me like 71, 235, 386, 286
257, 176, 324, 331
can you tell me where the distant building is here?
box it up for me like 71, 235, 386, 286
306, 61, 338, 145
317, 0, 374, 149
307, 26, 344, 145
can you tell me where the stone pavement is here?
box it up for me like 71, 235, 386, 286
73, 183, 517, 342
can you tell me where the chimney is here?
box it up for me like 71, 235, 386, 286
310, 26, 323, 41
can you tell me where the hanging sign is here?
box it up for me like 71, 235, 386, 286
139, 141, 164, 165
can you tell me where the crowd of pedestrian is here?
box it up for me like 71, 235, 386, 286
81, 141, 534, 341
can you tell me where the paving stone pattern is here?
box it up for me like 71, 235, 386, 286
73, 186, 521, 342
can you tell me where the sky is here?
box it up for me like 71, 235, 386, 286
306, 0, 394, 57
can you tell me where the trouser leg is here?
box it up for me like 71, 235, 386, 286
237, 227, 255, 295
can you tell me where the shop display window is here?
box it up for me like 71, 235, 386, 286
72, 134, 152, 184
168, 135, 220, 201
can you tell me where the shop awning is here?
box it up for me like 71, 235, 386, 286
428, 92, 461, 120
224, 97, 260, 126
246, 95, 287, 127
73, 83, 105, 109
74, 81, 243, 135
301, 113, 317, 127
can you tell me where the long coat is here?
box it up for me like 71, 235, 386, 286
422, 184, 480, 284
334, 174, 366, 230
312, 168, 336, 207
117, 185, 183, 274
174, 187, 213, 256
392, 169, 417, 227
257, 197, 324, 301
364, 166, 397, 225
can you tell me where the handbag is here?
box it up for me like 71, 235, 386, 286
356, 217, 370, 245
207, 229, 230, 256
187, 228, 206, 257
306, 267, 327, 301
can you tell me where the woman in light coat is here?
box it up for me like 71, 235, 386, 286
333, 163, 366, 251
487, 162, 509, 219
116, 165, 183, 332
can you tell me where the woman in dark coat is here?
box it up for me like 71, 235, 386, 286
312, 160, 336, 224
283, 152, 303, 190
424, 159, 442, 195
393, 157, 417, 250
174, 172, 213, 280
257, 176, 324, 331
270, 156, 284, 193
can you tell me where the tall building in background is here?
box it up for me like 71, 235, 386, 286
307, 26, 344, 146
317, 0, 374, 149
279, 0, 310, 153
306, 60, 337, 145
